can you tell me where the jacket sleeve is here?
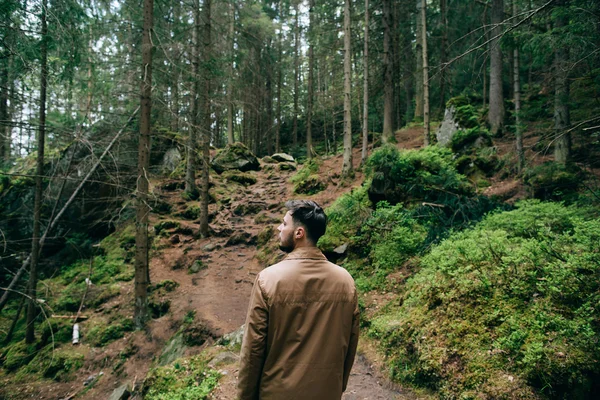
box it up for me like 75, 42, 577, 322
237, 273, 269, 400
342, 290, 360, 392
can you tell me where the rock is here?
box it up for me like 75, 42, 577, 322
158, 334, 186, 366
217, 325, 245, 347
225, 231, 256, 246
222, 170, 257, 185
202, 243, 217, 252
160, 147, 182, 175
83, 373, 102, 386
233, 202, 264, 216
294, 176, 327, 195
257, 225, 274, 247
333, 243, 348, 255
435, 106, 460, 147
189, 259, 206, 273
208, 352, 239, 368
169, 234, 180, 244
262, 155, 277, 164
279, 162, 297, 171
108, 382, 131, 400
211, 142, 260, 174
271, 153, 295, 163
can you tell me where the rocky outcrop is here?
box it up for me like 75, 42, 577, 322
211, 142, 260, 174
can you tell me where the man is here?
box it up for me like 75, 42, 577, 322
238, 200, 359, 400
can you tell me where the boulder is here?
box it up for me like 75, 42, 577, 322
217, 325, 245, 347
435, 106, 460, 147
211, 142, 260, 174
208, 352, 239, 368
108, 382, 131, 400
159, 147, 182, 175
271, 153, 295, 163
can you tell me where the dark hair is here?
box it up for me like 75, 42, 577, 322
285, 200, 327, 243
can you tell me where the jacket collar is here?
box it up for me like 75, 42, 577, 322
284, 246, 327, 261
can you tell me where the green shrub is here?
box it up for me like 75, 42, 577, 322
370, 201, 600, 398
450, 127, 492, 152
144, 355, 221, 400
524, 162, 584, 202
365, 145, 473, 206
317, 184, 372, 252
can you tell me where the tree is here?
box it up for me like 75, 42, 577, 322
488, 0, 505, 136
25, 0, 48, 344
382, 0, 393, 143
553, 0, 571, 164
361, 0, 369, 165
199, 0, 212, 238
186, 0, 201, 197
341, 0, 353, 178
414, 0, 424, 121
292, 0, 300, 148
227, 1, 235, 145
306, 0, 315, 159
134, 0, 154, 329
421, 0, 430, 145
513, 0, 524, 172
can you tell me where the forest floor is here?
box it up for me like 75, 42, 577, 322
4, 126, 556, 400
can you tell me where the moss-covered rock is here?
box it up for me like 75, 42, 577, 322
154, 220, 180, 235
86, 317, 134, 347
211, 142, 260, 174
2, 341, 36, 372
257, 225, 274, 247
222, 170, 257, 185
22, 346, 84, 381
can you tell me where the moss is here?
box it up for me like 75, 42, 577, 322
177, 205, 200, 220
257, 225, 274, 247
290, 158, 323, 194
89, 284, 121, 308
2, 341, 36, 371
20, 346, 84, 381
450, 127, 492, 152
153, 280, 180, 293
40, 319, 74, 345
86, 317, 134, 347
154, 220, 180, 235
524, 162, 584, 202
222, 170, 257, 185
144, 354, 221, 400
293, 175, 327, 195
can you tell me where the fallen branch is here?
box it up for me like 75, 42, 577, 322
0, 106, 139, 314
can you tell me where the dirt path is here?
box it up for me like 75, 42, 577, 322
142, 148, 413, 399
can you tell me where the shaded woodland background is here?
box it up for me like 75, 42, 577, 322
1, 0, 600, 399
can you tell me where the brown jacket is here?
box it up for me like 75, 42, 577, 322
237, 247, 359, 400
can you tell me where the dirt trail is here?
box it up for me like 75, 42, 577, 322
141, 145, 417, 399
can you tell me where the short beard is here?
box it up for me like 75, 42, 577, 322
279, 242, 294, 253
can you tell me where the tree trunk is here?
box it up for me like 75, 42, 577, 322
489, 0, 505, 136
382, 0, 393, 143
25, 0, 48, 344
513, 0, 524, 172
199, 0, 211, 238
439, 0, 448, 114
276, 2, 283, 153
422, 0, 430, 145
186, 0, 201, 196
341, 0, 353, 178
414, 0, 423, 121
170, 1, 180, 134
293, 1, 300, 148
227, 2, 235, 145
306, 0, 315, 159
0, 61, 8, 165
553, 0, 570, 164
134, 0, 153, 329
361, 0, 369, 165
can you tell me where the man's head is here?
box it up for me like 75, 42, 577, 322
277, 200, 327, 253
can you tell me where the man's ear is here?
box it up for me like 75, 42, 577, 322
295, 226, 305, 239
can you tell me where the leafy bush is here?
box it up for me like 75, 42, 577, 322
524, 162, 584, 202
317, 184, 372, 252
365, 145, 473, 206
370, 201, 600, 398
144, 355, 221, 400
450, 127, 492, 152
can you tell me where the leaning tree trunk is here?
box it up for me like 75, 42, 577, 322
361, 0, 369, 165
382, 0, 393, 143
553, 0, 571, 164
421, 0, 430, 146
25, 0, 48, 344
186, 0, 201, 196
341, 0, 353, 178
488, 0, 505, 136
199, 0, 211, 238
134, 0, 153, 329
439, 0, 448, 114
